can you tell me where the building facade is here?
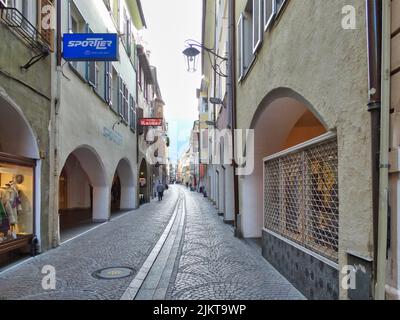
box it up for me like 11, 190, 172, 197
0, 0, 54, 267
197, 0, 400, 300
51, 0, 147, 245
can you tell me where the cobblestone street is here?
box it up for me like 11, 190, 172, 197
167, 188, 304, 300
0, 188, 179, 300
0, 186, 304, 300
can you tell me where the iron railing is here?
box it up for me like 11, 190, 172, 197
264, 135, 339, 262
0, 6, 50, 53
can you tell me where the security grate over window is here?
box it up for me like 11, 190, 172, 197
264, 137, 339, 262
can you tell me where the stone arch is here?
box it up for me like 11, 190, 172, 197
58, 145, 109, 233
241, 87, 329, 238
111, 158, 136, 212
0, 93, 40, 159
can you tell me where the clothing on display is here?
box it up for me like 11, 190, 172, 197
0, 176, 28, 244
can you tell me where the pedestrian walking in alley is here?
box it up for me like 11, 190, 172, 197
156, 181, 165, 201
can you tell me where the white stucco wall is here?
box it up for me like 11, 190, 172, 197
53, 0, 139, 235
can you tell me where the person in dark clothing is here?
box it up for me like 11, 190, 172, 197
156, 181, 165, 201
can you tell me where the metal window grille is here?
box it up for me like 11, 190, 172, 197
264, 137, 339, 262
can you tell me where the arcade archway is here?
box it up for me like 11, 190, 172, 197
241, 88, 328, 238
58, 146, 108, 239
111, 158, 136, 214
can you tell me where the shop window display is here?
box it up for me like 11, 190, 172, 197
0, 163, 34, 246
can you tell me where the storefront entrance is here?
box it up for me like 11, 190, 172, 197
111, 174, 121, 213
139, 159, 149, 205
0, 96, 39, 269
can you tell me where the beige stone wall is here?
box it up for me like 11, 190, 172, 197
0, 22, 52, 250
235, 0, 372, 298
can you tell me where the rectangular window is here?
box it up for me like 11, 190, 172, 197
111, 67, 118, 112
103, 0, 111, 11
118, 76, 123, 116
68, 2, 86, 77
123, 83, 129, 121
105, 62, 112, 104
275, 0, 287, 15
253, 0, 262, 53
111, 0, 119, 30
237, 14, 244, 80
264, 0, 276, 31
129, 95, 136, 132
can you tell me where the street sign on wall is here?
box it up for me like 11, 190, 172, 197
63, 33, 119, 61
139, 118, 163, 127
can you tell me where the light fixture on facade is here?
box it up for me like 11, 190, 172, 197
182, 39, 228, 77
183, 46, 200, 73
209, 97, 224, 106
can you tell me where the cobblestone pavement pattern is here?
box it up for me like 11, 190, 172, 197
0, 188, 179, 300
0, 186, 304, 300
167, 189, 305, 300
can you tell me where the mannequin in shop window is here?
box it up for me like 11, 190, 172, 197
0, 175, 25, 242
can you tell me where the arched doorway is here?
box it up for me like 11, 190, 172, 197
241, 88, 340, 299
139, 159, 149, 205
0, 95, 40, 267
58, 146, 108, 241
111, 159, 135, 214
241, 90, 328, 238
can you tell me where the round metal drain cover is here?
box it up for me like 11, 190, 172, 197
92, 267, 135, 280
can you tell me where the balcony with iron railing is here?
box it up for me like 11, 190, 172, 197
0, 1, 54, 68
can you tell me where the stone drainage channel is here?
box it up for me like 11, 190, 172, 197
120, 190, 186, 300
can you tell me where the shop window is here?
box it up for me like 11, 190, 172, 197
0, 162, 34, 256
264, 0, 276, 31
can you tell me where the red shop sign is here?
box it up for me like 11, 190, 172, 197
139, 118, 163, 127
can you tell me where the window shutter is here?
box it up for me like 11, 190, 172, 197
118, 76, 123, 116
253, 0, 262, 53
67, 0, 72, 33
124, 85, 129, 120
138, 107, 144, 135
237, 14, 244, 80
127, 20, 131, 56
264, 0, 276, 31
275, 0, 287, 14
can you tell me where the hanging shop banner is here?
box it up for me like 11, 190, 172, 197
139, 118, 163, 127
62, 33, 119, 61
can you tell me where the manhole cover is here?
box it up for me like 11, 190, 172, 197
92, 267, 135, 280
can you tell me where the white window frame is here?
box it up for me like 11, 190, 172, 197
237, 13, 244, 81
275, 0, 287, 16
252, 0, 263, 54
264, 0, 276, 31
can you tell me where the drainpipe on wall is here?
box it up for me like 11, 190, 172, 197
228, 0, 240, 238
375, 0, 391, 300
366, 0, 382, 297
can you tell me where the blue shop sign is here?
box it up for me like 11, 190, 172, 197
63, 33, 119, 61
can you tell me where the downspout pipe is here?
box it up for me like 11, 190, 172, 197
376, 0, 391, 300
366, 0, 382, 295
228, 0, 240, 237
